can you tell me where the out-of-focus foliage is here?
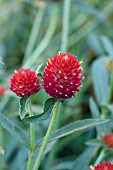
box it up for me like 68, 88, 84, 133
0, 0, 113, 170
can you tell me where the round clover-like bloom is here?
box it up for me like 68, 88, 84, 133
43, 53, 84, 99
90, 161, 113, 170
9, 68, 41, 97
0, 85, 6, 96
103, 133, 113, 148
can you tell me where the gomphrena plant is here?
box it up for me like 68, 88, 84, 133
1, 0, 113, 169
9, 52, 84, 170
6, 52, 109, 170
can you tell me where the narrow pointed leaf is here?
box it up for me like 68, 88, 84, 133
71, 146, 99, 170
0, 147, 4, 155
35, 119, 109, 150
0, 114, 29, 147
101, 36, 113, 60
19, 96, 30, 119
103, 104, 113, 114
89, 97, 103, 135
24, 98, 57, 123
85, 138, 103, 146
92, 57, 110, 104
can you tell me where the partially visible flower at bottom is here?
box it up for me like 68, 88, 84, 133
90, 161, 113, 170
103, 133, 113, 148
0, 85, 6, 96
9, 68, 41, 97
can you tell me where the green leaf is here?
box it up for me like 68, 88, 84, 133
89, 97, 100, 118
85, 138, 103, 146
50, 161, 73, 170
103, 104, 113, 114
0, 147, 4, 155
36, 63, 46, 75
70, 146, 99, 170
75, 1, 100, 16
92, 57, 111, 104
89, 97, 103, 135
0, 56, 4, 65
24, 98, 57, 123
0, 114, 29, 147
101, 36, 113, 60
89, 98, 110, 134
19, 96, 30, 119
35, 119, 109, 150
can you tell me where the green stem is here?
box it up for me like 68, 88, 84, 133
33, 101, 60, 170
61, 0, 71, 52
94, 150, 105, 166
27, 99, 35, 170
45, 106, 61, 168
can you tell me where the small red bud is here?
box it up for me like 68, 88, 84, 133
0, 86, 6, 96
103, 133, 113, 148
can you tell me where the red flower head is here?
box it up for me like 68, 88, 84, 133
103, 133, 113, 148
9, 68, 41, 97
0, 85, 6, 96
90, 161, 113, 170
43, 52, 84, 99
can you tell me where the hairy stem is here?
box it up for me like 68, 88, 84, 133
33, 101, 60, 170
27, 99, 35, 170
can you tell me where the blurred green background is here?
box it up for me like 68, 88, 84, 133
0, 0, 113, 170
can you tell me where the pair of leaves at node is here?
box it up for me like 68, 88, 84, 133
19, 97, 58, 123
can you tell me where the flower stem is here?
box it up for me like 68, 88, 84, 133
33, 101, 60, 170
27, 98, 35, 170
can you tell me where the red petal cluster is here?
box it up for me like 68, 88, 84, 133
43, 53, 84, 99
90, 161, 113, 170
103, 133, 113, 148
9, 68, 41, 97
0, 85, 6, 96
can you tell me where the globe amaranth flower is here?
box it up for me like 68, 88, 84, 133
43, 52, 84, 99
103, 133, 113, 148
90, 161, 113, 170
9, 68, 41, 97
0, 85, 6, 96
